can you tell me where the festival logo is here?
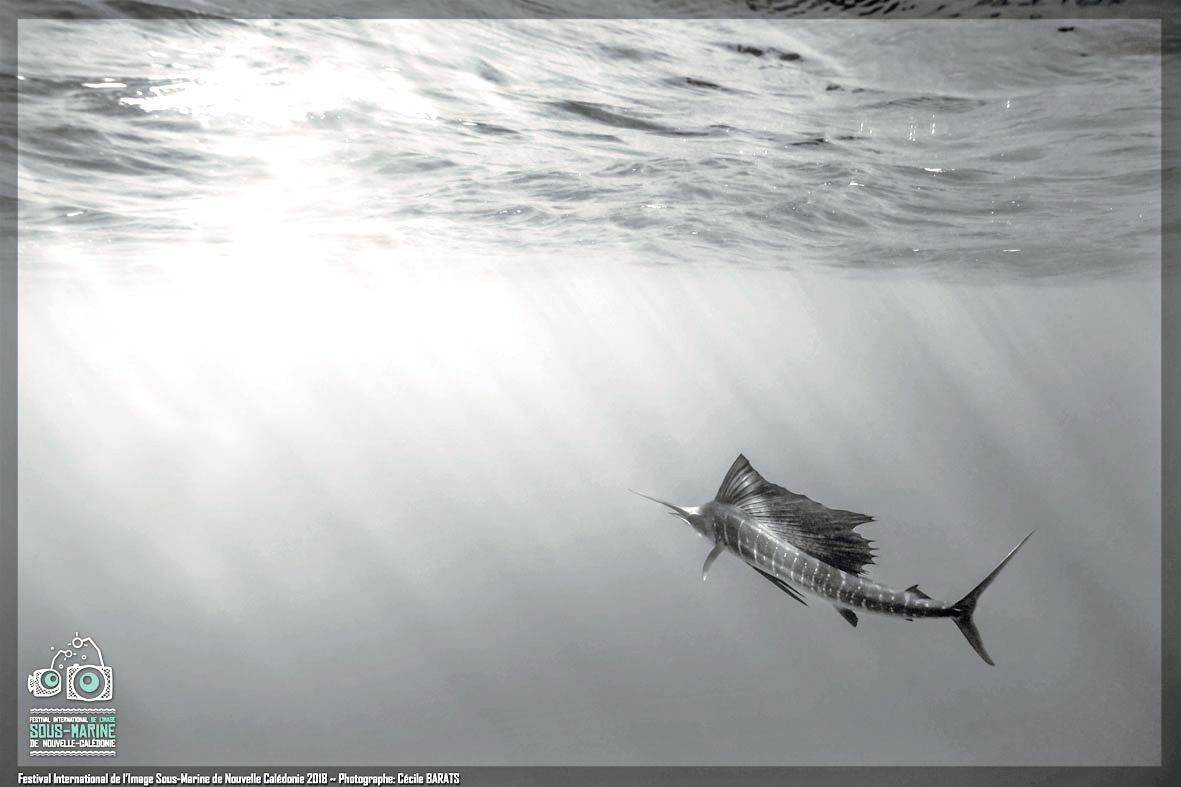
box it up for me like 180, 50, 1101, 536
26, 632, 117, 756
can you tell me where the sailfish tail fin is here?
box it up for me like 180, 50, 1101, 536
949, 531, 1035, 666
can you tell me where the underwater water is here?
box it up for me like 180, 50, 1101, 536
15, 13, 1161, 766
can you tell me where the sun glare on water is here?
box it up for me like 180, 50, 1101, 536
26, 22, 550, 424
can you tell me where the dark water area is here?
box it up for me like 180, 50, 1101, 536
12, 11, 1162, 767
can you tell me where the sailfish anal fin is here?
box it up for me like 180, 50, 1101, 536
716, 454, 877, 576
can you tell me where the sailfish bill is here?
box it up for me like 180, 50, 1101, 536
633, 454, 1033, 665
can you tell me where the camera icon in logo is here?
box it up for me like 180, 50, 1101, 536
28, 668, 63, 698
66, 664, 113, 702
27, 633, 113, 702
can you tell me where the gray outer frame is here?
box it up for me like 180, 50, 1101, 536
0, 0, 1175, 783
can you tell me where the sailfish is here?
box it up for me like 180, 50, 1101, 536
632, 454, 1033, 665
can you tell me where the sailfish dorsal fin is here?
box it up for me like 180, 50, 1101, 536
716, 454, 878, 576
905, 584, 932, 599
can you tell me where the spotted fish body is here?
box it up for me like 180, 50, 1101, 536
633, 454, 1033, 665
708, 501, 947, 619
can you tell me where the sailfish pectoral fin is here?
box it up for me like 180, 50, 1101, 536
701, 540, 726, 581
752, 567, 808, 606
